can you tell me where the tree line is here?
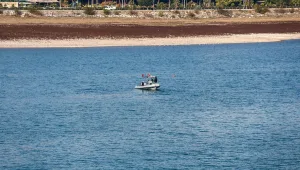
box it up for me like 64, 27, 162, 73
73, 0, 300, 9
1, 0, 299, 9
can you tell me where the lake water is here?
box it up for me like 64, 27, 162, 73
1, 40, 300, 169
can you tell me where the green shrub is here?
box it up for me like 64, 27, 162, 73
28, 8, 43, 16
103, 9, 111, 15
173, 10, 180, 14
187, 11, 196, 18
274, 8, 286, 13
254, 4, 269, 14
14, 8, 22, 16
24, 13, 30, 17
217, 9, 232, 17
157, 2, 167, 9
144, 13, 154, 18
194, 9, 200, 14
128, 10, 138, 16
84, 7, 96, 15
113, 10, 120, 15
158, 11, 164, 17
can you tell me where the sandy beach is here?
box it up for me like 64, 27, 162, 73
1, 33, 300, 48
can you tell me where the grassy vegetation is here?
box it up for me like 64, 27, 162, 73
144, 13, 154, 18
158, 11, 164, 17
113, 10, 121, 15
187, 11, 196, 18
103, 9, 111, 15
274, 8, 286, 14
28, 8, 43, 16
173, 10, 180, 15
217, 9, 232, 17
194, 9, 200, 14
84, 7, 96, 15
14, 8, 22, 16
128, 10, 138, 16
254, 4, 269, 14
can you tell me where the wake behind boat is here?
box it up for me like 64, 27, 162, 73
135, 74, 160, 90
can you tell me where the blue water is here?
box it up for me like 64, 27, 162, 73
1, 40, 300, 169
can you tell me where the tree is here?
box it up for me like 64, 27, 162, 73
276, 0, 288, 7
128, 0, 135, 9
203, 0, 212, 7
265, 0, 290, 7
157, 2, 167, 9
183, 0, 186, 8
291, 0, 300, 6
243, 0, 252, 9
187, 0, 197, 8
172, 0, 180, 9
216, 0, 242, 8
137, 0, 153, 6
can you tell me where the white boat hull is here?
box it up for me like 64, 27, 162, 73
135, 83, 160, 90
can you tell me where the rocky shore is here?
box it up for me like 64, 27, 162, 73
1, 8, 300, 19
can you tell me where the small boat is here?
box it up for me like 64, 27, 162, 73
135, 75, 160, 90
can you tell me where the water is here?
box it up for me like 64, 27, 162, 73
1, 40, 300, 169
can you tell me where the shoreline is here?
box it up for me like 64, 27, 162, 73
1, 33, 300, 48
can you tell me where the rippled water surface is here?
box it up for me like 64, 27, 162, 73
1, 40, 300, 169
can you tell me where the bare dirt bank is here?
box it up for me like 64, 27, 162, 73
1, 21, 300, 40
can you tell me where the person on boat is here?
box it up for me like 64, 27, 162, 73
153, 76, 157, 83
